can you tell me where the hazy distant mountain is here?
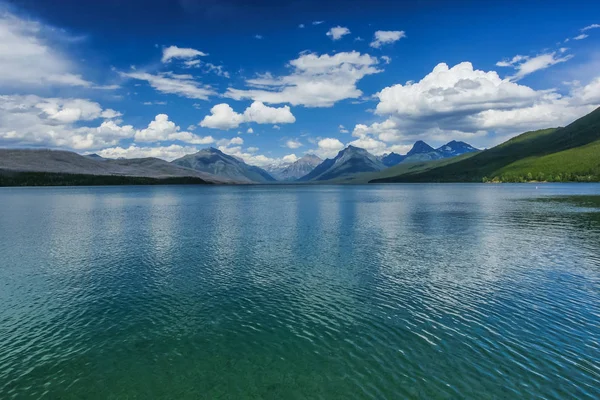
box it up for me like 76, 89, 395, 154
267, 154, 322, 181
380, 152, 405, 167
0, 149, 230, 183
298, 145, 385, 181
171, 147, 276, 183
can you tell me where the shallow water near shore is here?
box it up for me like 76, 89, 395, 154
1, 183, 599, 399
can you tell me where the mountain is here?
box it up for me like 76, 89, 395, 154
370, 107, 600, 183
379, 140, 479, 167
380, 152, 405, 167
0, 149, 229, 185
298, 145, 385, 182
436, 141, 479, 158
267, 154, 322, 181
171, 147, 276, 183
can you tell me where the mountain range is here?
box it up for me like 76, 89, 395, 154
0, 149, 231, 185
171, 147, 275, 183
265, 154, 322, 181
380, 140, 479, 167
298, 145, 386, 182
2, 107, 598, 186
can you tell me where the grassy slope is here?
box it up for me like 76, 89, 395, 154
495, 139, 600, 181
371, 107, 600, 183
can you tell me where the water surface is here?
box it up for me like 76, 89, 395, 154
1, 184, 599, 399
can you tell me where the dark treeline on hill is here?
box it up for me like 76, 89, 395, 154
371, 107, 600, 183
0, 171, 211, 186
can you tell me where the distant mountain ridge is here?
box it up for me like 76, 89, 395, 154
171, 147, 276, 183
379, 140, 479, 167
0, 148, 230, 184
267, 154, 322, 181
298, 145, 386, 181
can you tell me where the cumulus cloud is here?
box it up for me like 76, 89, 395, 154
247, 127, 254, 134
315, 138, 345, 158
200, 101, 296, 130
370, 30, 406, 48
326, 26, 351, 40
225, 51, 382, 107
136, 114, 214, 144
0, 11, 94, 88
119, 71, 215, 100
97, 144, 200, 161
351, 62, 600, 149
161, 45, 207, 63
285, 139, 302, 149
496, 52, 574, 81
0, 95, 131, 149
243, 101, 296, 124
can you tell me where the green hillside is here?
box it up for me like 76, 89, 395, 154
371, 107, 600, 183
328, 152, 478, 184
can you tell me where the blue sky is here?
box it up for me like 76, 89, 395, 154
0, 0, 599, 166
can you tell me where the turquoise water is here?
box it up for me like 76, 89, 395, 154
1, 184, 599, 399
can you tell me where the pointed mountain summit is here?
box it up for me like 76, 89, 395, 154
380, 152, 405, 167
298, 145, 385, 181
436, 140, 479, 157
171, 147, 276, 183
407, 140, 436, 156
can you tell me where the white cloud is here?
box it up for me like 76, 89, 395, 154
97, 144, 200, 161
582, 24, 600, 31
135, 114, 214, 144
217, 137, 244, 147
496, 52, 573, 81
247, 127, 254, 134
200, 101, 296, 130
246, 146, 259, 153
199, 104, 245, 130
352, 62, 600, 149
299, 24, 305, 28
254, 34, 263, 39
161, 45, 207, 63
315, 137, 345, 158
0, 11, 94, 88
339, 124, 349, 133
326, 26, 350, 40
282, 154, 298, 163
370, 30, 406, 48
225, 51, 382, 107
0, 95, 132, 150
574, 34, 588, 40
285, 139, 302, 149
376, 62, 542, 118
243, 101, 296, 124
312, 21, 324, 25
120, 71, 215, 100
348, 136, 388, 155
381, 56, 392, 64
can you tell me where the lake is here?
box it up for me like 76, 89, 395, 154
1, 184, 599, 399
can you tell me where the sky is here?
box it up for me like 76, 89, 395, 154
0, 0, 599, 166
